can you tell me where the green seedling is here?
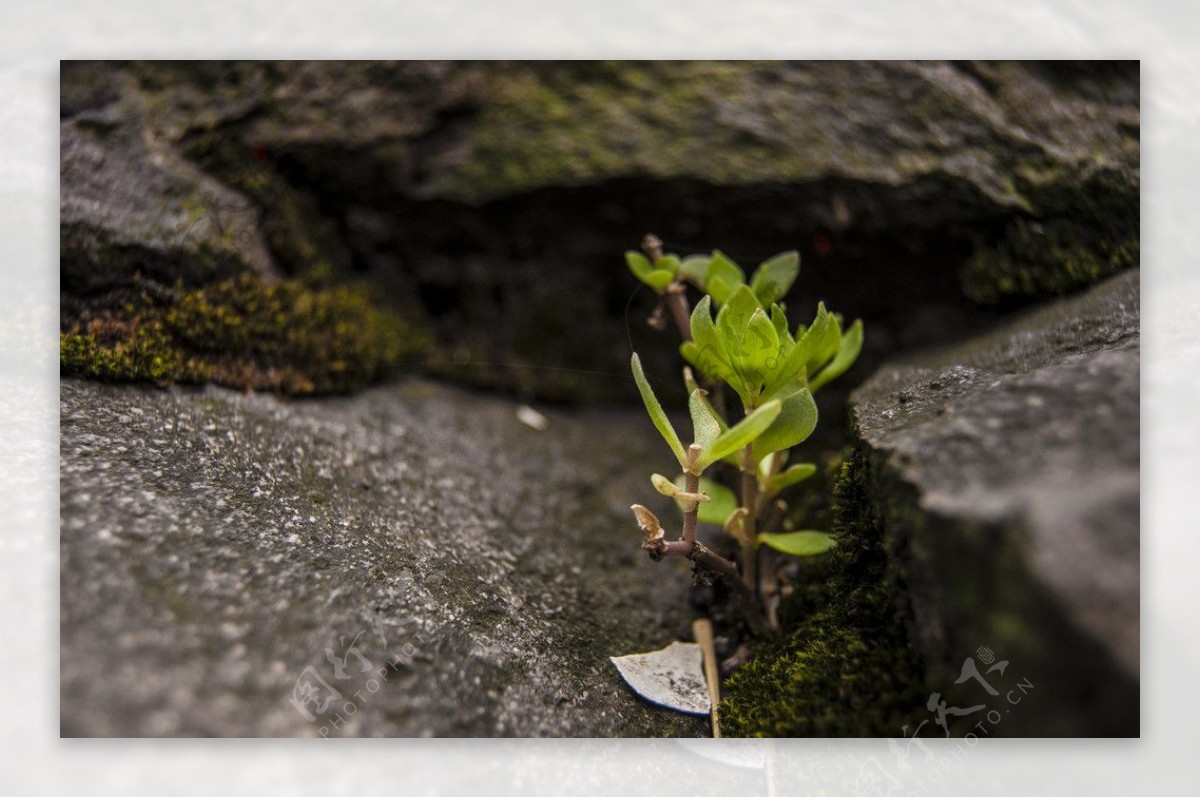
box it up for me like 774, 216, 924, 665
627, 234, 862, 631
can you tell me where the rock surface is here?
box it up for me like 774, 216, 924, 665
850, 269, 1139, 736
60, 61, 1140, 402
60, 377, 707, 737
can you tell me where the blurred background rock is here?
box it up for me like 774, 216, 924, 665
60, 60, 1138, 405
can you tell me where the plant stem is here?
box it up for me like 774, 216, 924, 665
664, 284, 693, 342
740, 444, 759, 598
682, 470, 699, 544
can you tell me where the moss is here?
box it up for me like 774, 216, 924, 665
963, 166, 1139, 304
60, 320, 211, 384
446, 61, 833, 201
61, 273, 430, 394
720, 447, 926, 737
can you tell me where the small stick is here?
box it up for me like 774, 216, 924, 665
692, 617, 722, 738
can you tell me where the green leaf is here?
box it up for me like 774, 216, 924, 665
679, 255, 710, 288
758, 530, 836, 556
644, 269, 675, 291
678, 475, 738, 525
694, 399, 781, 471
769, 303, 792, 346
763, 298, 830, 398
687, 296, 734, 383
752, 386, 818, 462
627, 252, 678, 293
804, 304, 842, 375
765, 462, 817, 496
704, 250, 746, 304
656, 254, 681, 277
706, 275, 736, 305
715, 284, 762, 358
688, 389, 721, 451
626, 251, 654, 281
809, 319, 863, 392
762, 303, 830, 399
737, 307, 780, 388
631, 353, 687, 468
750, 251, 800, 306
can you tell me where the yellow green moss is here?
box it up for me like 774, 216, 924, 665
720, 447, 926, 737
61, 273, 430, 394
963, 167, 1139, 304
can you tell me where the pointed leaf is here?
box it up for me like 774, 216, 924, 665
763, 302, 832, 398
688, 296, 733, 382
631, 353, 687, 467
758, 530, 836, 556
694, 399, 781, 471
809, 319, 863, 392
704, 250, 746, 304
769, 303, 793, 346
750, 251, 800, 306
804, 305, 843, 375
715, 285, 762, 362
738, 307, 780, 384
752, 387, 818, 462
764, 463, 817, 497
689, 389, 721, 451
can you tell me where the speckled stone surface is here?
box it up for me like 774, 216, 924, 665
60, 377, 708, 737
850, 270, 1140, 735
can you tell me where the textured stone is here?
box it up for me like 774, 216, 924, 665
849, 269, 1139, 736
60, 61, 1139, 402
59, 377, 707, 737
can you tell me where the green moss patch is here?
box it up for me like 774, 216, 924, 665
61, 273, 430, 394
962, 167, 1139, 304
720, 447, 926, 737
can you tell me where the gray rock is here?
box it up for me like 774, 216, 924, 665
59, 61, 1139, 402
60, 67, 275, 300
60, 378, 707, 737
850, 269, 1139, 736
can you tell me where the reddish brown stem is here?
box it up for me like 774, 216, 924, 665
664, 285, 693, 342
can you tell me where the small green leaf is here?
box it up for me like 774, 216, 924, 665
765, 463, 818, 496
688, 389, 721, 451
679, 255, 710, 288
804, 304, 842, 375
809, 319, 863, 392
678, 476, 738, 525
695, 399, 781, 471
656, 254, 681, 277
750, 251, 800, 306
631, 353, 687, 468
706, 275, 736, 305
758, 530, 836, 556
715, 285, 763, 363
769, 303, 793, 346
705, 250, 746, 303
740, 308, 780, 378
763, 303, 831, 398
688, 296, 733, 382
644, 269, 675, 291
626, 251, 654, 282
752, 386, 818, 462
